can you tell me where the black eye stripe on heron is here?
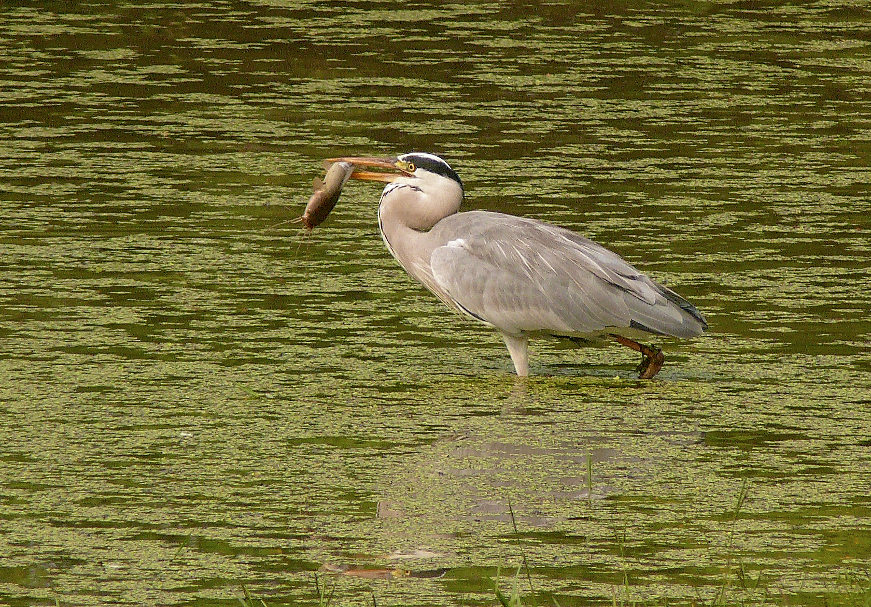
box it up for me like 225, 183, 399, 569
332, 152, 707, 378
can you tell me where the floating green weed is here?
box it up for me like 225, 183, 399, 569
586, 452, 594, 505
239, 482, 869, 607
827, 573, 871, 607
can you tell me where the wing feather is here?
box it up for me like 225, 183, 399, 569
427, 211, 706, 338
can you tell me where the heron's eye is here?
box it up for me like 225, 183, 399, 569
396, 159, 417, 173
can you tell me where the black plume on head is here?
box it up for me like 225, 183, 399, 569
399, 152, 463, 188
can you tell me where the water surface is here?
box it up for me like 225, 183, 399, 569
1, 2, 869, 606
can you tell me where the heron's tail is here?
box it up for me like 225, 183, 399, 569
659, 285, 708, 336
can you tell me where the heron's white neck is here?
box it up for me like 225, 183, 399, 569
377, 172, 463, 276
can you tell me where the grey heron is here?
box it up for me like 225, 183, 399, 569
329, 152, 707, 378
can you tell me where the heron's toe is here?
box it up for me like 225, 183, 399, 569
637, 348, 665, 379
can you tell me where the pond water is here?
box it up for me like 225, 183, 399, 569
1, 2, 869, 606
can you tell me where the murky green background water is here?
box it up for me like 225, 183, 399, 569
1, 2, 869, 606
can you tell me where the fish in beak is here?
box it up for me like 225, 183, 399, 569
299, 156, 414, 230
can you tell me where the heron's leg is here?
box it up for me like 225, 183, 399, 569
502, 333, 529, 377
611, 335, 664, 379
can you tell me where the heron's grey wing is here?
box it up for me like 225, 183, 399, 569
550, 218, 708, 335
428, 211, 706, 338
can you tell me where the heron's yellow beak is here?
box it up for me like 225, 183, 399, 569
326, 156, 413, 182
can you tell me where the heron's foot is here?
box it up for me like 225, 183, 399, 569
611, 335, 665, 380
636, 346, 664, 379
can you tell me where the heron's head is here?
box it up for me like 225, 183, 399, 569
328, 152, 462, 193
394, 153, 463, 191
